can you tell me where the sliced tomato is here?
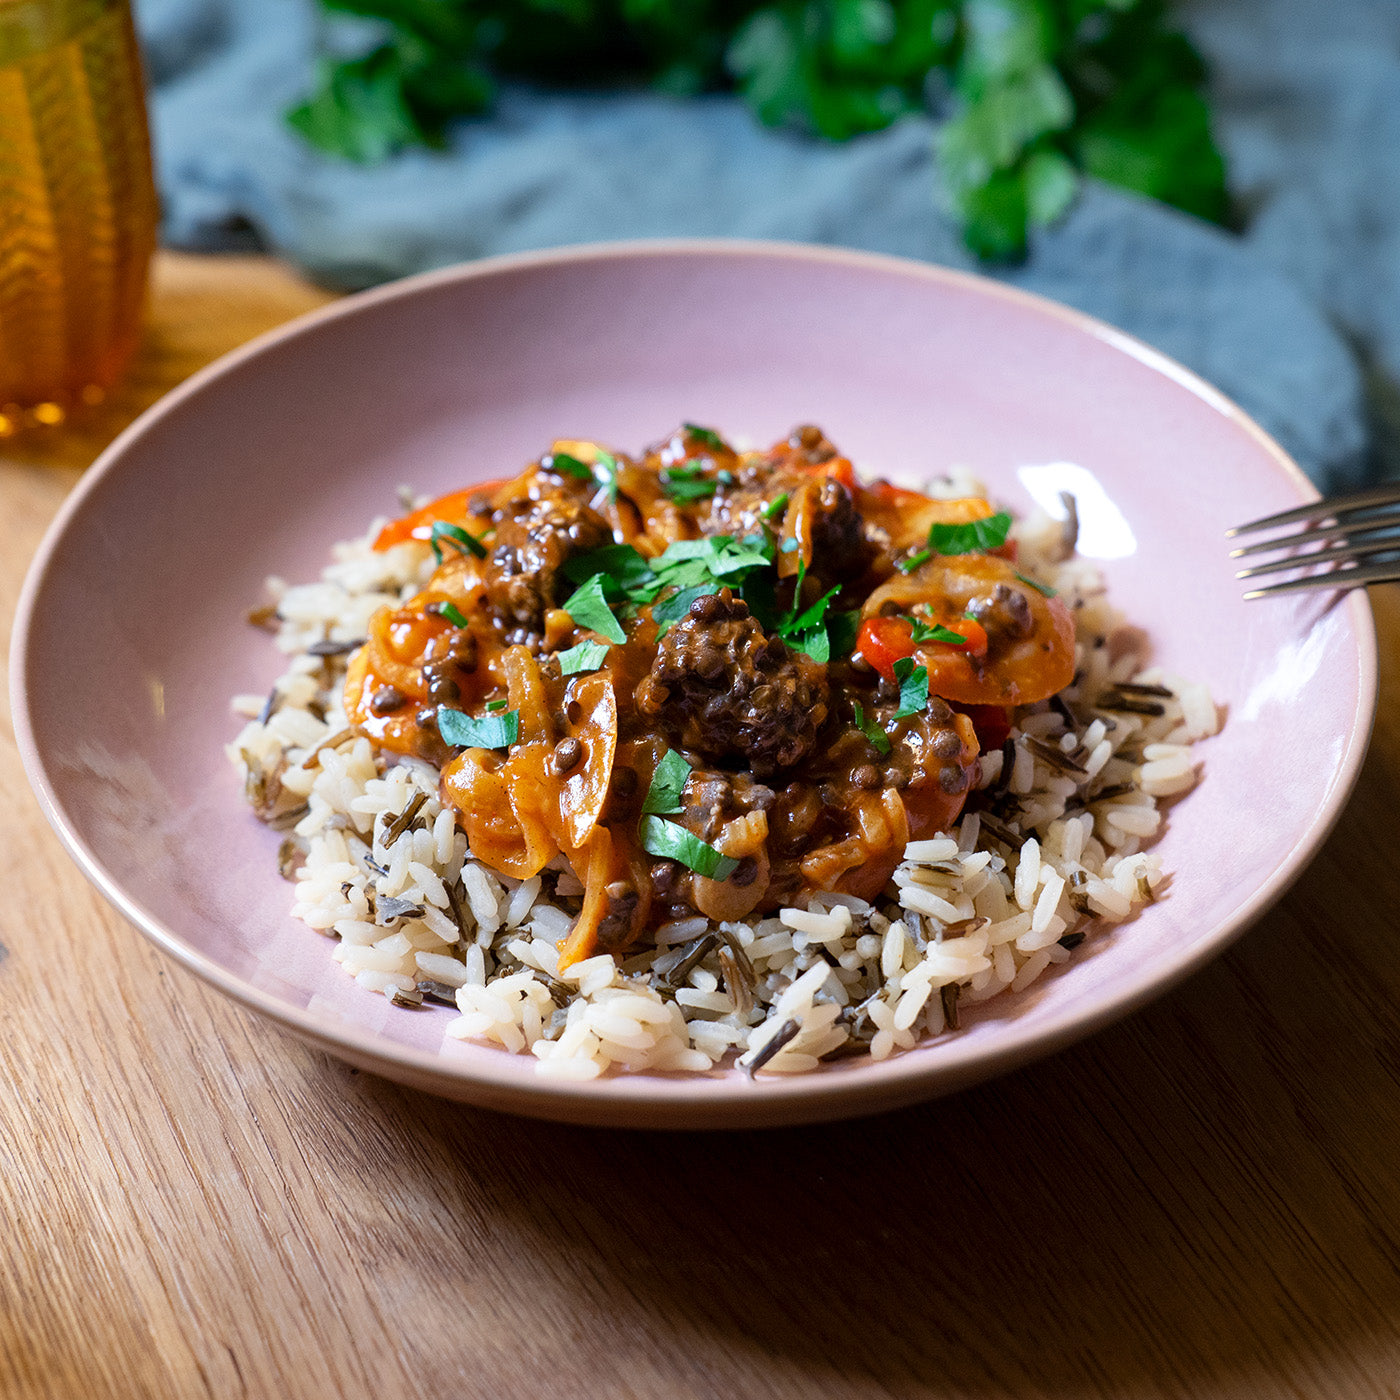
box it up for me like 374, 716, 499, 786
952, 616, 989, 658
856, 614, 989, 682
372, 477, 508, 551
854, 616, 916, 681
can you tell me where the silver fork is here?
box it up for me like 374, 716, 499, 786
1228, 481, 1400, 599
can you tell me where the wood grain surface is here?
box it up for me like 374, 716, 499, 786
4, 252, 1400, 1400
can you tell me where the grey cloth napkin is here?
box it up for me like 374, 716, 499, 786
137, 0, 1400, 490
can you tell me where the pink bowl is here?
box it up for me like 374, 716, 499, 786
10, 241, 1376, 1128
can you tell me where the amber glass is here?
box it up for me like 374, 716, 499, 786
0, 0, 156, 433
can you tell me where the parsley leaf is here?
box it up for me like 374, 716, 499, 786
1016, 570, 1058, 598
641, 749, 691, 815
651, 582, 719, 634
562, 544, 656, 598
788, 628, 830, 663
710, 534, 775, 579
592, 448, 620, 505
562, 574, 626, 644
826, 610, 861, 660
782, 582, 840, 637
639, 815, 739, 880
928, 511, 1013, 556
557, 640, 610, 676
547, 451, 595, 481
660, 462, 718, 503
683, 423, 725, 451
437, 706, 518, 750
429, 520, 486, 563
892, 655, 929, 719
852, 701, 891, 756
907, 616, 966, 645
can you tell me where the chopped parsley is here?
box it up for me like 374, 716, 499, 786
561, 574, 627, 644
928, 511, 1013, 556
547, 451, 594, 481
592, 448, 620, 504
660, 462, 718, 504
683, 423, 725, 451
826, 610, 861, 660
641, 749, 691, 816
907, 616, 967, 646
852, 701, 892, 756
651, 582, 719, 634
429, 520, 486, 563
436, 706, 518, 749
892, 656, 930, 718
639, 815, 738, 880
557, 640, 610, 676
1016, 570, 1058, 598
562, 543, 655, 598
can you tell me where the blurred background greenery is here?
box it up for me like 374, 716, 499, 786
288, 0, 1227, 259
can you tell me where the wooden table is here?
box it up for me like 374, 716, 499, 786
4, 252, 1400, 1400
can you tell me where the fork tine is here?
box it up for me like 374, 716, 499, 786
1228, 507, 1400, 557
1226, 482, 1400, 537
1243, 558, 1400, 599
1234, 534, 1400, 579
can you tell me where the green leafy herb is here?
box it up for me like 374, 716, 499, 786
639, 815, 739, 881
852, 700, 891, 756
782, 581, 840, 637
892, 655, 930, 719
683, 423, 725, 451
437, 600, 469, 628
897, 548, 932, 575
761, 492, 789, 521
651, 582, 719, 634
437, 706, 518, 749
557, 640, 610, 676
1016, 570, 1058, 598
429, 520, 486, 563
562, 543, 656, 598
826, 609, 861, 659
548, 451, 594, 481
592, 448, 620, 505
660, 462, 718, 504
288, 2, 1227, 262
562, 574, 627, 644
787, 626, 830, 664
641, 749, 691, 815
485, 698, 509, 712
709, 534, 775, 579
928, 511, 1013, 556
908, 616, 967, 645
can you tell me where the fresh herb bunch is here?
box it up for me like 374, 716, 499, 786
288, 0, 1226, 258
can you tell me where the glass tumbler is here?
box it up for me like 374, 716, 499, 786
0, 0, 157, 434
